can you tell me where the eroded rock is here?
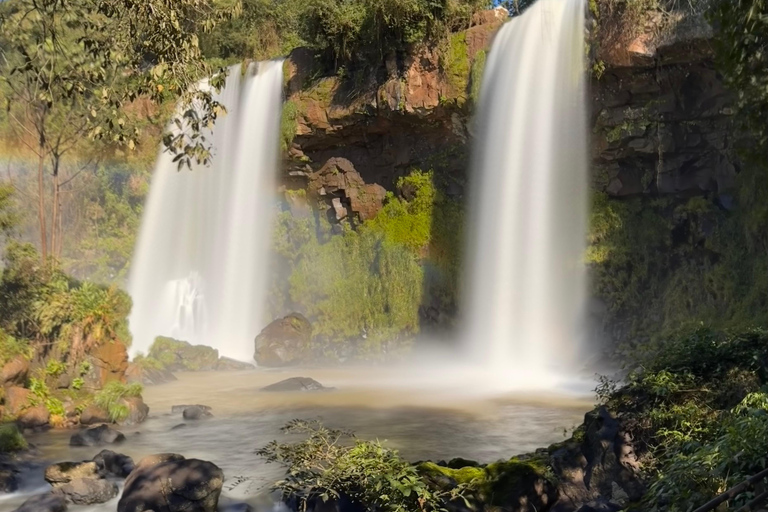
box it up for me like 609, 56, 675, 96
307, 158, 387, 223
182, 405, 213, 421
1, 356, 29, 386
45, 461, 99, 485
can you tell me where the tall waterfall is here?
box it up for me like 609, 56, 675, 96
462, 0, 588, 387
128, 61, 284, 361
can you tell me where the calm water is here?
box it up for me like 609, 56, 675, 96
0, 369, 591, 511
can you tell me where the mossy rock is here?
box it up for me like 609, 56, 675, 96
418, 456, 557, 511
148, 337, 219, 372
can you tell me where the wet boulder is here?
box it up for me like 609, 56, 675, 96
121, 396, 149, 425
93, 449, 135, 478
118, 454, 224, 512
172, 404, 212, 415
13, 493, 68, 512
261, 377, 330, 392
0, 462, 18, 493
69, 424, 125, 447
52, 477, 118, 505
253, 313, 313, 367
182, 405, 213, 420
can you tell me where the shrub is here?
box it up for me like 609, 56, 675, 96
600, 328, 768, 511
94, 381, 143, 423
0, 424, 27, 452
258, 419, 471, 511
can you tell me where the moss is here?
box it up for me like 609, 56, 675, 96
469, 50, 486, 106
443, 32, 470, 105
281, 100, 300, 152
0, 424, 27, 452
418, 456, 552, 506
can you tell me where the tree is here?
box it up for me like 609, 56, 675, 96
0, 0, 239, 262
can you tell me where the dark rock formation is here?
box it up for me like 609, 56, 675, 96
52, 477, 118, 505
13, 493, 68, 512
93, 449, 135, 478
261, 377, 330, 392
1, 356, 29, 386
254, 313, 313, 367
69, 425, 126, 447
591, 12, 735, 198
117, 454, 224, 512
307, 158, 387, 223
182, 405, 213, 421
549, 407, 643, 512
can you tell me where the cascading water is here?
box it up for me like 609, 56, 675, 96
128, 61, 284, 361
462, 0, 588, 389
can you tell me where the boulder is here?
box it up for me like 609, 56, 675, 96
5, 386, 31, 415
216, 357, 255, 371
1, 356, 29, 386
93, 449, 135, 478
84, 341, 129, 388
69, 425, 126, 447
183, 405, 213, 421
260, 377, 330, 392
118, 454, 224, 512
17, 404, 50, 428
172, 404, 212, 415
13, 493, 68, 512
45, 461, 99, 485
52, 477, 118, 505
253, 313, 313, 367
78, 405, 110, 425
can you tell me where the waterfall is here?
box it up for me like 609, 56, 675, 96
462, 0, 588, 388
128, 61, 284, 361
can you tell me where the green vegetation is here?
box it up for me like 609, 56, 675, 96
258, 419, 472, 512
598, 328, 768, 510
271, 170, 463, 353
94, 381, 143, 423
442, 32, 470, 103
28, 377, 65, 416
143, 336, 219, 371
0, 424, 27, 452
281, 101, 301, 152
469, 50, 487, 105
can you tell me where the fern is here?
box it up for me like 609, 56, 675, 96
94, 381, 143, 423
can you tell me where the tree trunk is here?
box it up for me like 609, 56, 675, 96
51, 156, 60, 261
37, 148, 48, 262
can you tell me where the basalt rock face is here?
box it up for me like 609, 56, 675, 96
591, 12, 737, 198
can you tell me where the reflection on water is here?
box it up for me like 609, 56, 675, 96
0, 370, 590, 511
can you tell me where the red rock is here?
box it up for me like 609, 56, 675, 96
1, 356, 29, 386
5, 386, 31, 415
